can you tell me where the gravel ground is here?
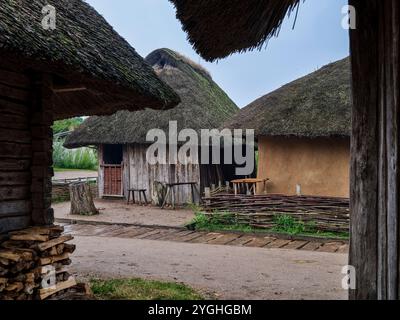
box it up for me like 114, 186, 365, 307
71, 235, 348, 300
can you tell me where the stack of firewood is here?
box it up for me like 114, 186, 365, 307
0, 225, 83, 300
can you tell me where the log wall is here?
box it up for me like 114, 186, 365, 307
0, 67, 32, 233
0, 66, 54, 234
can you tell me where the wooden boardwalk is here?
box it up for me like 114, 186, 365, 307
62, 223, 349, 254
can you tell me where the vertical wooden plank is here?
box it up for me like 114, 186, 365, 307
30, 73, 54, 226
383, 0, 398, 299
349, 0, 400, 300
98, 145, 104, 198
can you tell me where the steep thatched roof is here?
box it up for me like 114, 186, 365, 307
0, 0, 180, 118
223, 58, 351, 138
64, 48, 239, 148
170, 0, 301, 61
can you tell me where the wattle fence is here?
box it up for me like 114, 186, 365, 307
201, 194, 350, 233
52, 177, 98, 203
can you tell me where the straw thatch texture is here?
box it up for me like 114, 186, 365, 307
223, 58, 351, 138
170, 0, 301, 61
0, 0, 180, 117
64, 48, 239, 148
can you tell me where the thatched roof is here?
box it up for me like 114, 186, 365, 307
223, 58, 351, 138
170, 0, 301, 61
64, 48, 239, 148
0, 0, 180, 119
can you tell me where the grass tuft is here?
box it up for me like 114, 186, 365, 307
90, 278, 203, 300
189, 211, 349, 239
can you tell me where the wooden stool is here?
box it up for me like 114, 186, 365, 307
127, 189, 148, 205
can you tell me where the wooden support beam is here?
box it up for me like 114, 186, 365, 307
30, 73, 55, 226
349, 0, 400, 300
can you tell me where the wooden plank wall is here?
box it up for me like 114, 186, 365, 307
126, 144, 201, 205
0, 67, 32, 233
349, 0, 400, 300
97, 145, 104, 198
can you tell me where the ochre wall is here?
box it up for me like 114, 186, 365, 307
257, 136, 350, 197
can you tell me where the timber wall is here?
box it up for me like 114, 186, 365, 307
126, 144, 201, 205
0, 67, 32, 233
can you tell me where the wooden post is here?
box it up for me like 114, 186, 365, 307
349, 0, 400, 300
30, 74, 54, 225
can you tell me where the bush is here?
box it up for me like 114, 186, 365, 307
53, 140, 98, 170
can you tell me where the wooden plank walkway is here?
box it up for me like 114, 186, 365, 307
62, 223, 349, 254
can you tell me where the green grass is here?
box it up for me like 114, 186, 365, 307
90, 278, 203, 300
189, 212, 349, 240
51, 194, 70, 204
189, 212, 253, 233
272, 215, 307, 235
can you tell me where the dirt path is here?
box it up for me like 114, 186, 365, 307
70, 235, 348, 300
54, 200, 195, 227
53, 170, 98, 180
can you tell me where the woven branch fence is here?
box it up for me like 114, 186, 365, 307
201, 194, 350, 233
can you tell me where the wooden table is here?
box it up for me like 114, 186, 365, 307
161, 182, 199, 209
231, 178, 269, 195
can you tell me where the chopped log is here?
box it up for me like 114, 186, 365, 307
0, 266, 8, 276
10, 234, 49, 242
0, 278, 7, 291
13, 225, 64, 236
47, 283, 93, 300
0, 257, 9, 266
39, 252, 69, 266
36, 235, 73, 252
63, 243, 76, 254
0, 250, 21, 262
39, 277, 77, 300
69, 182, 98, 216
5, 282, 24, 292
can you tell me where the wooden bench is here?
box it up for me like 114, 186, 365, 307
127, 189, 148, 205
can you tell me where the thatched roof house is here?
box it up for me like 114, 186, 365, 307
65, 48, 238, 147
224, 58, 352, 197
0, 0, 179, 118
0, 1, 179, 234
169, 0, 400, 301
225, 58, 351, 137
65, 48, 239, 204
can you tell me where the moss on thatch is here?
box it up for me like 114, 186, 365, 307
223, 58, 351, 138
64, 48, 239, 148
0, 0, 180, 115
170, 0, 301, 61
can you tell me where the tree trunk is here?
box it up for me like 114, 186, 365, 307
349, 0, 400, 299
69, 182, 98, 216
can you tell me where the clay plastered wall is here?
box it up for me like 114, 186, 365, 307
257, 136, 350, 197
